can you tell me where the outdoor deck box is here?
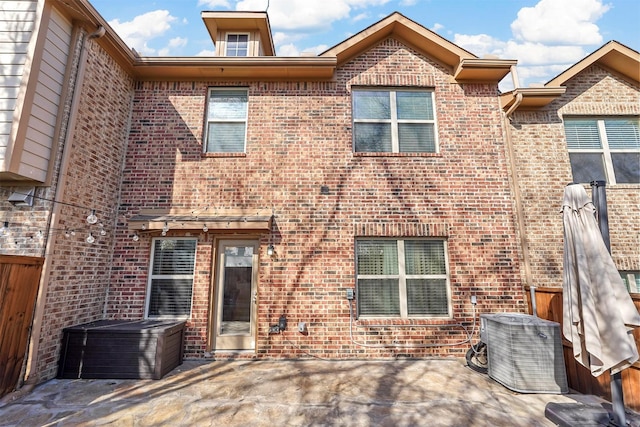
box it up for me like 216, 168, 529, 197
58, 319, 185, 380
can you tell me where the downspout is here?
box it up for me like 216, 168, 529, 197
21, 25, 105, 390
501, 70, 535, 311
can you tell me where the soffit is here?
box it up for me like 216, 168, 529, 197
500, 87, 567, 111
546, 41, 640, 87
129, 57, 337, 80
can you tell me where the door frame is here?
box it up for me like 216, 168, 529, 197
208, 237, 260, 352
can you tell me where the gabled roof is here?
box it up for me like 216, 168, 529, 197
546, 41, 640, 87
501, 41, 640, 113
321, 12, 516, 84
53, 3, 514, 83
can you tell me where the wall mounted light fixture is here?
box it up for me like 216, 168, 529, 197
267, 244, 275, 257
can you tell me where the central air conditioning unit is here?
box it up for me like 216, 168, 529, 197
480, 313, 568, 394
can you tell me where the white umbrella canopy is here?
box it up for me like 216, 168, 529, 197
561, 183, 640, 377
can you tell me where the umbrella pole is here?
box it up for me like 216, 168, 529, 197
591, 180, 626, 427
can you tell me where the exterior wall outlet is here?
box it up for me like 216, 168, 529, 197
269, 325, 280, 334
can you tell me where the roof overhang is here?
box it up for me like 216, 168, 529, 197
130, 57, 337, 80
128, 209, 273, 232
321, 12, 515, 84
500, 87, 567, 111
546, 41, 640, 87
201, 11, 275, 57
454, 58, 517, 83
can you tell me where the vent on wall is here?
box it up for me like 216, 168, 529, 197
481, 313, 568, 394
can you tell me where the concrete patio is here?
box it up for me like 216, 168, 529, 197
1, 358, 637, 426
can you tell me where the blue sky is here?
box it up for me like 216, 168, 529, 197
90, 0, 639, 89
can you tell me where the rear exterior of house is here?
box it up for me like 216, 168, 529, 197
108, 12, 526, 360
9, 0, 637, 391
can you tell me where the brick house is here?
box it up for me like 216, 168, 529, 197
501, 41, 640, 293
0, 0, 637, 391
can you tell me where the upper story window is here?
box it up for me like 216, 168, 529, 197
564, 117, 640, 184
352, 89, 437, 153
205, 88, 248, 153
356, 239, 450, 318
226, 34, 249, 57
146, 238, 197, 318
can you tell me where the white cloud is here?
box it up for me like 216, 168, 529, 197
455, 0, 610, 88
158, 37, 189, 56
108, 10, 176, 55
511, 0, 610, 45
197, 0, 232, 7
235, 0, 389, 31
352, 12, 370, 22
431, 23, 444, 33
400, 0, 418, 5
196, 49, 217, 57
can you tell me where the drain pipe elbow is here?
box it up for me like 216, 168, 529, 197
505, 91, 523, 120
89, 25, 105, 40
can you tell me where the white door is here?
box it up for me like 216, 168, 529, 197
214, 240, 258, 350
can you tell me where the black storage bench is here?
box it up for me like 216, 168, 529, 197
58, 319, 186, 380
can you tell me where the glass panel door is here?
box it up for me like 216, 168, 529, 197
214, 240, 258, 350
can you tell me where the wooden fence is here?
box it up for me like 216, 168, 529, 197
0, 255, 44, 398
526, 286, 640, 412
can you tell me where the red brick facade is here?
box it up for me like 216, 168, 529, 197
2, 5, 637, 385
509, 64, 640, 288
108, 38, 525, 360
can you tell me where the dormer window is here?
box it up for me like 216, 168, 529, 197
226, 34, 249, 57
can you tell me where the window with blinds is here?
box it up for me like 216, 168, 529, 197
205, 88, 248, 153
356, 239, 450, 318
146, 238, 197, 318
564, 117, 640, 184
353, 89, 437, 153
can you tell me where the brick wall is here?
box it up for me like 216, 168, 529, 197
111, 37, 525, 360
509, 64, 640, 288
32, 38, 134, 380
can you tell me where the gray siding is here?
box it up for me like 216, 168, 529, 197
0, 0, 37, 160
18, 7, 72, 181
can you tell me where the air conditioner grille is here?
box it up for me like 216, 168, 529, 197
481, 313, 568, 394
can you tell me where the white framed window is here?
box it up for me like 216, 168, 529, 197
226, 33, 249, 57
620, 271, 640, 294
352, 89, 438, 153
355, 239, 450, 318
145, 238, 197, 318
564, 117, 640, 184
204, 88, 248, 153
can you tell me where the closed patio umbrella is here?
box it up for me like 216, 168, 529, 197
561, 183, 640, 425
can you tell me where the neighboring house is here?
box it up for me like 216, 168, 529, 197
0, 0, 637, 394
501, 41, 640, 293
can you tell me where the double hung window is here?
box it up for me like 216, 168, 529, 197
226, 34, 249, 57
564, 117, 640, 184
146, 238, 197, 318
353, 89, 437, 153
205, 88, 248, 153
356, 239, 450, 318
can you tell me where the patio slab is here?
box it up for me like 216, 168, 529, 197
0, 358, 637, 427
